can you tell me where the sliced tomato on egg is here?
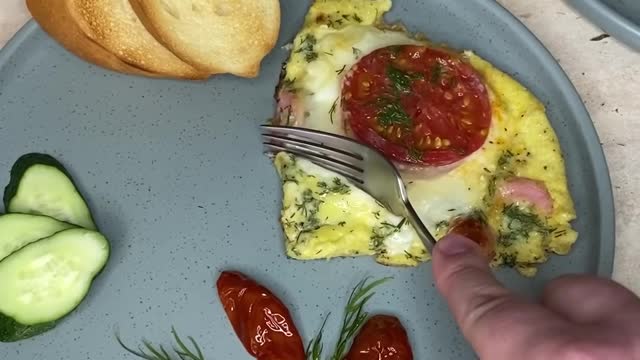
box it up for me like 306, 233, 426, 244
344, 315, 414, 360
341, 45, 492, 166
216, 271, 305, 360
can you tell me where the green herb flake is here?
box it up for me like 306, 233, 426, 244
378, 102, 412, 127
431, 62, 445, 83
370, 219, 407, 251
352, 47, 363, 58
318, 177, 351, 195
329, 98, 339, 124
296, 34, 319, 63
501, 253, 518, 267
387, 66, 423, 93
499, 204, 550, 244
306, 52, 319, 62
408, 148, 423, 161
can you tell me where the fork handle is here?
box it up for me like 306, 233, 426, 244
404, 201, 437, 252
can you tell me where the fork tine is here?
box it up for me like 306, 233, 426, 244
261, 125, 365, 160
262, 133, 364, 167
263, 143, 364, 184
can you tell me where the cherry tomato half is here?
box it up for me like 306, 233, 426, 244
344, 315, 414, 360
216, 271, 305, 360
341, 45, 492, 167
447, 216, 496, 259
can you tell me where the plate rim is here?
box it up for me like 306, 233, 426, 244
0, 7, 615, 278
569, 0, 640, 50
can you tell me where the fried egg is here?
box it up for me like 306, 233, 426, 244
274, 152, 428, 266
272, 0, 577, 276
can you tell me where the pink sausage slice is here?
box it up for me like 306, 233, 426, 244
275, 88, 305, 126
499, 177, 554, 215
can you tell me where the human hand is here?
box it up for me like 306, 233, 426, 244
432, 233, 640, 359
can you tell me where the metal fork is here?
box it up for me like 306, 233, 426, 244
261, 124, 437, 251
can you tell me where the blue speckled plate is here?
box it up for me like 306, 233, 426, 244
569, 0, 640, 49
0, 1, 614, 359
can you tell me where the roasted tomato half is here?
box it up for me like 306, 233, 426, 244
216, 271, 305, 360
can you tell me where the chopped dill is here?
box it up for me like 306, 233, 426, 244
329, 98, 339, 124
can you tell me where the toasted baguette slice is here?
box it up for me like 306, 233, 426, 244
130, 0, 280, 78
66, 0, 209, 79
26, 0, 159, 78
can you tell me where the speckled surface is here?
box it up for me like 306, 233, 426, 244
0, 0, 638, 359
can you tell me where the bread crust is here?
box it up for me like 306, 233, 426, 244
130, 0, 281, 78
66, 0, 209, 79
27, 0, 160, 78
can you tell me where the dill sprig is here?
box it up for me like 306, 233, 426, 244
330, 277, 392, 360
116, 327, 205, 360
306, 313, 331, 360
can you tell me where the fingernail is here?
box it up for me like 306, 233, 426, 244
437, 234, 474, 256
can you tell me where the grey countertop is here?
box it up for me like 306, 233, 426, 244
1, 0, 639, 293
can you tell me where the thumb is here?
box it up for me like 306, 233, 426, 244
432, 234, 566, 358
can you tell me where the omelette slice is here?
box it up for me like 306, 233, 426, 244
274, 152, 428, 266
270, 0, 578, 276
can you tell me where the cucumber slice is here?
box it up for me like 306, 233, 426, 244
0, 228, 109, 342
3, 153, 96, 230
0, 213, 74, 262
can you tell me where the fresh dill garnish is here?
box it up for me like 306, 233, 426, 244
306, 52, 319, 62
499, 204, 550, 244
353, 13, 363, 23
404, 250, 420, 260
306, 314, 330, 360
408, 147, 423, 161
370, 219, 407, 251
330, 277, 391, 360
501, 253, 518, 267
292, 189, 324, 240
352, 47, 362, 58
282, 77, 297, 89
338, 221, 347, 227
497, 150, 514, 168
378, 102, 411, 127
296, 34, 319, 62
435, 220, 450, 232
387, 66, 422, 93
336, 65, 347, 75
329, 98, 339, 124
317, 177, 351, 195
116, 327, 205, 360
330, 177, 350, 194
431, 62, 444, 83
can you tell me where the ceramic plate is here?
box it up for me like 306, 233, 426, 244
0, 1, 614, 359
570, 0, 640, 49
